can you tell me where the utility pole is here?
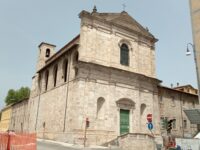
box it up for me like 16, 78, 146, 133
189, 0, 200, 105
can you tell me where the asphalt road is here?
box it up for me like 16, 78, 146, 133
37, 141, 78, 150
37, 141, 118, 150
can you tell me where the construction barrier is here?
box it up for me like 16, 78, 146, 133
0, 132, 36, 150
0, 133, 9, 150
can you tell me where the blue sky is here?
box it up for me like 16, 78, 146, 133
0, 0, 196, 109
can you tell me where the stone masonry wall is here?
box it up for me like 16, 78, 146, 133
61, 63, 161, 145
79, 17, 156, 78
159, 87, 198, 138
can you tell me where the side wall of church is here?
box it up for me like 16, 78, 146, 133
10, 100, 28, 133
27, 47, 79, 139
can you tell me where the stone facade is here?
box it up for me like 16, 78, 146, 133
9, 99, 28, 133
158, 86, 199, 138
0, 105, 12, 132
27, 9, 161, 146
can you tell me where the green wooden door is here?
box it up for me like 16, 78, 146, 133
120, 109, 130, 135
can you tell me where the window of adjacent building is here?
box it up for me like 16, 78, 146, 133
53, 65, 58, 87
192, 101, 195, 108
45, 70, 49, 91
172, 119, 176, 129
46, 49, 50, 57
97, 97, 105, 119
63, 59, 68, 82
171, 96, 175, 106
184, 120, 187, 129
120, 44, 129, 66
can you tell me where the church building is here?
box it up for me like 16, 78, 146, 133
27, 7, 162, 147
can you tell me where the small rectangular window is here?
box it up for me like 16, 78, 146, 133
171, 96, 175, 106
184, 120, 187, 129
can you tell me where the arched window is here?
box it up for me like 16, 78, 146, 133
63, 59, 68, 82
120, 44, 129, 66
53, 65, 58, 87
45, 70, 49, 91
73, 51, 79, 77
73, 51, 79, 65
38, 74, 42, 91
140, 103, 146, 115
97, 97, 105, 119
46, 49, 50, 57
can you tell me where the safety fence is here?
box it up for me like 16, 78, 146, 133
0, 132, 36, 150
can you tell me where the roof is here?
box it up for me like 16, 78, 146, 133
183, 108, 200, 124
37, 35, 80, 73
158, 85, 198, 97
38, 42, 56, 48
0, 98, 29, 112
173, 84, 197, 90
11, 98, 28, 106
79, 10, 158, 42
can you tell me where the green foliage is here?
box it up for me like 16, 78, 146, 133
5, 87, 30, 105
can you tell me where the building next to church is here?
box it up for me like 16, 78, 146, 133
26, 7, 161, 147
0, 105, 12, 132
158, 85, 199, 138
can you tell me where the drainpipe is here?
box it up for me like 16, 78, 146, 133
35, 74, 42, 131
63, 56, 71, 132
180, 93, 184, 137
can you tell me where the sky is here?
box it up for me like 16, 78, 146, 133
0, 0, 196, 109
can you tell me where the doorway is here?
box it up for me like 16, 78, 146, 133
120, 109, 130, 135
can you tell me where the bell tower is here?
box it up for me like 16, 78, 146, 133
36, 42, 56, 71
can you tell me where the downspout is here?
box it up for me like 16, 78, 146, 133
63, 56, 71, 132
180, 93, 184, 137
35, 74, 41, 131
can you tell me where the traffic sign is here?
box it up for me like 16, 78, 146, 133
147, 114, 152, 122
148, 122, 153, 130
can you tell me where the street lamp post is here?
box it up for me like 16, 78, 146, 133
186, 43, 200, 105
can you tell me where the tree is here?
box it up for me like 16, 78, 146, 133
5, 87, 30, 105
